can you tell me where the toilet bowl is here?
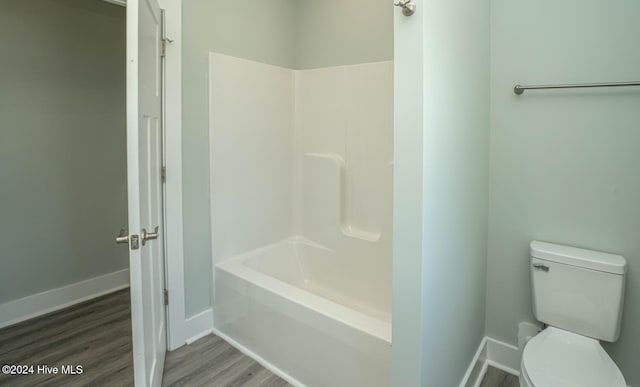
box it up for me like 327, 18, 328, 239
520, 327, 626, 387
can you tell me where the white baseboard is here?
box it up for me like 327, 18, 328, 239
183, 308, 214, 344
211, 327, 304, 387
460, 336, 520, 387
459, 337, 488, 387
0, 268, 130, 329
485, 337, 520, 375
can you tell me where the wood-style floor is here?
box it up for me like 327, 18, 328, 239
0, 289, 134, 386
479, 366, 520, 387
0, 289, 288, 387
0, 289, 517, 387
163, 335, 289, 387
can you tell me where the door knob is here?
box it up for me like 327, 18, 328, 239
116, 229, 129, 244
141, 226, 160, 246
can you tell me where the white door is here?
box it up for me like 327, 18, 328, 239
126, 0, 166, 386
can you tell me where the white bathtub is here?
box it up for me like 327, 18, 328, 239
214, 237, 392, 387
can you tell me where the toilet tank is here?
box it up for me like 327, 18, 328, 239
530, 241, 627, 342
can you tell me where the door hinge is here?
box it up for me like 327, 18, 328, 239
161, 166, 166, 183
164, 288, 169, 306
161, 38, 173, 58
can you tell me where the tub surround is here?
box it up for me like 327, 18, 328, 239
208, 53, 393, 386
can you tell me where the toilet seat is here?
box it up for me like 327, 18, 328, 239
521, 327, 626, 387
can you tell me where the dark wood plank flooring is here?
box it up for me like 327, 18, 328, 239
479, 366, 520, 387
0, 289, 134, 386
0, 289, 288, 387
163, 334, 289, 387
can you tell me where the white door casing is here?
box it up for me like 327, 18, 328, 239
126, 0, 167, 386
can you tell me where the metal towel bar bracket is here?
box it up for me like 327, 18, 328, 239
514, 81, 640, 95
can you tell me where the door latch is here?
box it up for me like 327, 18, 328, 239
115, 229, 139, 250
130, 235, 139, 250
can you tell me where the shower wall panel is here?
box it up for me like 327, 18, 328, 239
209, 57, 393, 312
209, 53, 295, 266
294, 61, 394, 245
210, 57, 394, 386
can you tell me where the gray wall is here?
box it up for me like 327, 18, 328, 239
181, 0, 393, 317
294, 0, 393, 69
487, 1, 640, 385
0, 0, 128, 303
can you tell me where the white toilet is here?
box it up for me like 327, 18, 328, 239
520, 241, 628, 387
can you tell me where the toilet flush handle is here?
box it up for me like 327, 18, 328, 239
533, 263, 550, 272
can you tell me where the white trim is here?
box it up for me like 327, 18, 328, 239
461, 336, 520, 387
156, 0, 186, 351
211, 327, 305, 387
485, 337, 521, 375
473, 363, 490, 387
208, 52, 217, 322
183, 308, 214, 345
0, 269, 130, 329
459, 337, 488, 387
103, 0, 127, 7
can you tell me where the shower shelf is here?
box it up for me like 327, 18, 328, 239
303, 152, 383, 243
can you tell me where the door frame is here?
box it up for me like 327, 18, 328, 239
156, 0, 186, 351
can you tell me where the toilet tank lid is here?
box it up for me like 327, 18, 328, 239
530, 241, 627, 275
